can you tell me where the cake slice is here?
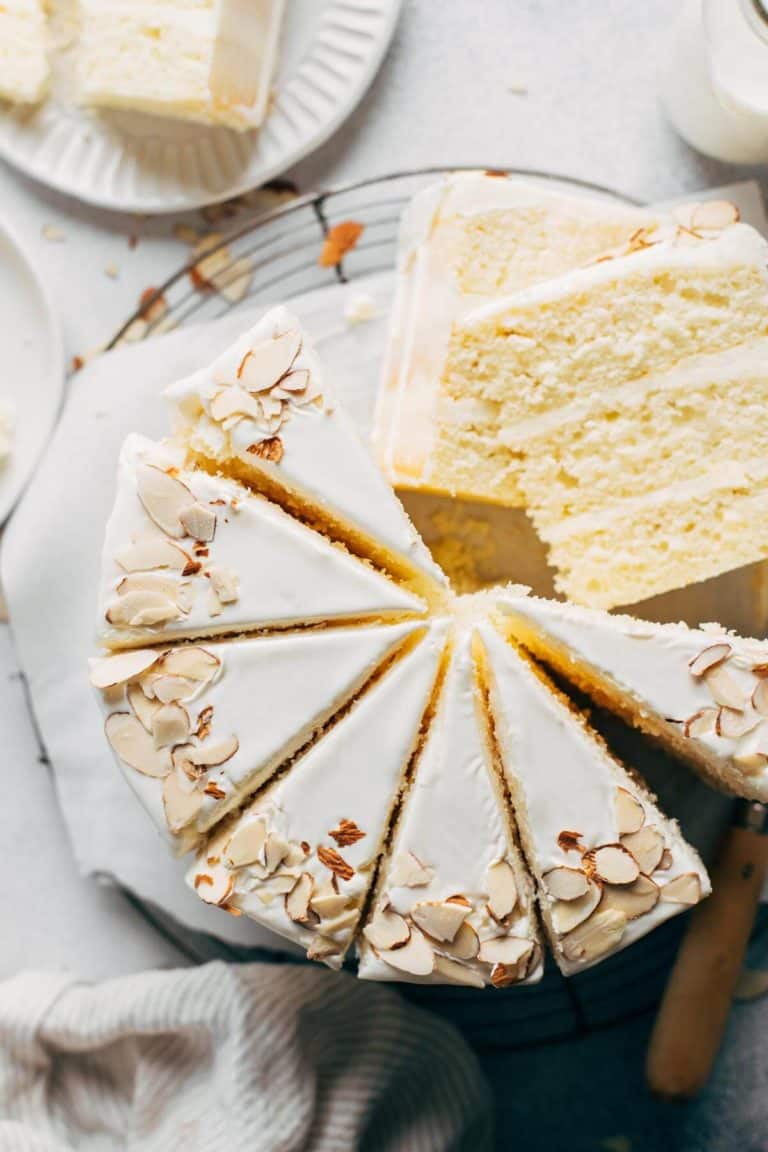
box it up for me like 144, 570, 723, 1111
358, 625, 542, 989
373, 170, 663, 501
77, 0, 284, 129
98, 435, 425, 650
499, 590, 768, 803
477, 622, 710, 975
186, 619, 449, 967
0, 0, 49, 103
166, 306, 447, 600
90, 620, 423, 852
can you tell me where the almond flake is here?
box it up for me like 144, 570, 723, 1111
194, 869, 233, 907
690, 200, 740, 231
615, 788, 645, 835
115, 538, 193, 574
179, 503, 217, 543
620, 826, 665, 875
89, 649, 160, 689
561, 908, 627, 964
238, 331, 302, 393
486, 859, 518, 921
557, 830, 583, 852
136, 464, 195, 538
704, 664, 747, 711
210, 387, 263, 423
106, 589, 182, 628
551, 880, 601, 935
319, 220, 364, 267
753, 680, 768, 716
247, 436, 284, 463
658, 849, 673, 871
363, 909, 411, 951
683, 707, 719, 738
731, 750, 768, 775
586, 843, 640, 885
659, 873, 703, 905
306, 936, 340, 962
317, 845, 354, 881
264, 831, 290, 873
478, 935, 533, 973
127, 682, 162, 732
310, 879, 349, 920
195, 705, 214, 741
543, 866, 589, 902
411, 900, 470, 943
689, 643, 732, 678
105, 712, 171, 778
203, 781, 226, 799
207, 565, 239, 604
285, 872, 314, 923
277, 368, 310, 394
151, 702, 190, 749
225, 819, 267, 867
172, 735, 239, 772
434, 955, 485, 989
717, 707, 760, 740
156, 646, 220, 686
388, 851, 434, 888
599, 875, 659, 920
329, 818, 365, 847
377, 925, 434, 976
162, 772, 203, 833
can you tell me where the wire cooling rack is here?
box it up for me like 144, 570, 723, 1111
107, 167, 703, 1053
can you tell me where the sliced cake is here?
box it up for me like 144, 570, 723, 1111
374, 170, 663, 501
186, 619, 449, 967
166, 306, 447, 600
0, 0, 49, 103
90, 621, 423, 852
98, 435, 425, 649
500, 590, 768, 803
477, 622, 710, 975
358, 625, 542, 989
77, 0, 284, 129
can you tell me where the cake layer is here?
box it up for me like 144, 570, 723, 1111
358, 626, 543, 989
98, 435, 425, 649
374, 171, 661, 499
187, 619, 449, 967
91, 621, 423, 852
166, 306, 447, 599
77, 0, 284, 129
0, 0, 49, 103
499, 590, 768, 803
478, 622, 710, 975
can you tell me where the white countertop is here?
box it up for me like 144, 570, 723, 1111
3, 0, 767, 979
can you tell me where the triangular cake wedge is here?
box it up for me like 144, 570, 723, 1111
98, 435, 425, 650
165, 306, 446, 599
358, 625, 542, 989
186, 619, 450, 967
499, 590, 768, 803
90, 621, 424, 853
476, 623, 710, 976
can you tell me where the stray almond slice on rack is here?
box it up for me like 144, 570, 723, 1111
179, 503, 217, 543
440, 920, 480, 961
90, 649, 160, 689
704, 664, 747, 711
615, 788, 645, 835
238, 331, 302, 393
477, 936, 533, 970
683, 707, 719, 738
688, 643, 732, 678
136, 464, 195, 539
550, 880, 601, 935
561, 908, 627, 964
105, 713, 171, 778
319, 220, 364, 267
486, 859, 518, 921
194, 869, 234, 907
377, 925, 434, 976
162, 772, 203, 833
115, 538, 193, 574
151, 702, 190, 749
106, 589, 182, 628
433, 955, 484, 989
411, 899, 470, 943
225, 818, 267, 867
600, 875, 659, 920
660, 873, 702, 905
363, 909, 411, 951
285, 873, 315, 924
620, 826, 665, 875
388, 851, 434, 888
543, 866, 589, 902
128, 682, 162, 732
586, 844, 640, 885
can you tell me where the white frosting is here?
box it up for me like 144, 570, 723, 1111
358, 626, 542, 987
98, 435, 424, 649
94, 620, 423, 849
499, 592, 768, 800
0, 398, 13, 468
187, 619, 450, 966
479, 623, 710, 974
166, 306, 445, 587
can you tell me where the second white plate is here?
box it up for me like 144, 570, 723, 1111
0, 0, 402, 214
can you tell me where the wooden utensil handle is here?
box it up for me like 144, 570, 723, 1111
646, 802, 768, 1100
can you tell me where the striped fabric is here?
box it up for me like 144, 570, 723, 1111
0, 962, 492, 1151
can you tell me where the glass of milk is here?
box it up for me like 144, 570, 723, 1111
662, 0, 768, 163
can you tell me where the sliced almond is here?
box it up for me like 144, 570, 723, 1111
363, 909, 411, 951
440, 920, 480, 961
264, 831, 290, 873
285, 872, 314, 923
310, 879, 349, 920
89, 649, 160, 689
377, 925, 434, 976
207, 565, 239, 604
151, 702, 190, 749
106, 590, 182, 628
490, 963, 522, 989
621, 826, 665, 875
157, 646, 221, 686
225, 818, 267, 867
317, 907, 358, 936
683, 707, 719, 738
599, 875, 659, 920
586, 844, 640, 885
478, 936, 534, 970
550, 880, 601, 935
658, 849, 673, 871
150, 675, 200, 704
172, 735, 239, 772
433, 955, 485, 988
411, 899, 470, 943
284, 842, 308, 868
105, 713, 171, 778
660, 873, 703, 905
704, 664, 747, 711
210, 386, 263, 423
690, 199, 740, 231
753, 680, 768, 716
193, 869, 234, 907
561, 908, 627, 965
127, 682, 162, 732
615, 788, 645, 835
179, 503, 217, 543
267, 872, 301, 895
115, 538, 194, 575
688, 643, 732, 678
717, 707, 760, 739
486, 859, 518, 921
116, 573, 191, 610
388, 851, 434, 888
732, 750, 768, 775
162, 772, 203, 833
238, 331, 301, 393
543, 866, 589, 902
277, 368, 310, 394
317, 845, 354, 882
136, 464, 195, 538
329, 818, 365, 848
306, 936, 341, 963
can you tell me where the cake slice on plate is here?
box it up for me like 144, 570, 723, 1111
0, 0, 49, 103
165, 306, 447, 601
77, 0, 284, 129
500, 590, 768, 803
477, 621, 710, 975
98, 435, 425, 650
358, 624, 542, 988
90, 620, 423, 852
186, 619, 449, 967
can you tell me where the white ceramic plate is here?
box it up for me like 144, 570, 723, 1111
0, 220, 63, 526
0, 0, 403, 214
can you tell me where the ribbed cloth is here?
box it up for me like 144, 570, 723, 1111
0, 962, 491, 1152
